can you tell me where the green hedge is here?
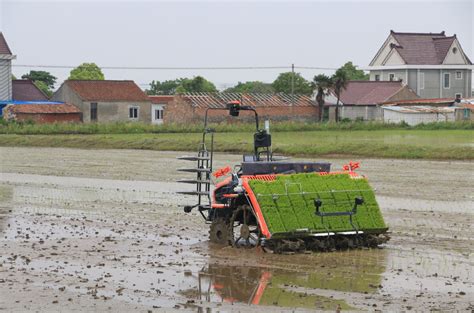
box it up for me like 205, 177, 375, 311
249, 173, 387, 236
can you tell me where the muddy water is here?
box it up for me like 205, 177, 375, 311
0, 147, 473, 312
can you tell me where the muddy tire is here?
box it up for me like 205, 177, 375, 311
209, 218, 230, 245
229, 205, 261, 248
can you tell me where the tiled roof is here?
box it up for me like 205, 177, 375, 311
64, 80, 150, 102
12, 80, 49, 101
178, 92, 315, 108
149, 95, 174, 104
390, 31, 470, 65
382, 105, 455, 114
7, 103, 81, 114
331, 81, 413, 105
0, 32, 12, 55
382, 97, 455, 106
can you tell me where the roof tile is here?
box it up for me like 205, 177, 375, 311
65, 80, 150, 102
0, 32, 12, 55
12, 80, 49, 101
390, 31, 470, 65
7, 103, 81, 114
334, 81, 413, 105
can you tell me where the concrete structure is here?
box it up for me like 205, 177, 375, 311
367, 31, 473, 99
324, 81, 419, 121
149, 95, 174, 125
382, 106, 455, 125
52, 80, 152, 123
2, 102, 81, 123
164, 93, 318, 124
454, 100, 474, 121
0, 32, 16, 101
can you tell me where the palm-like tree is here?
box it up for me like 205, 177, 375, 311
332, 69, 348, 122
312, 74, 333, 122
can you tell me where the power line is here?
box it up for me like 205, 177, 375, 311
11, 64, 341, 70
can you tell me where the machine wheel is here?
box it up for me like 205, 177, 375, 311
209, 218, 230, 245
229, 205, 261, 248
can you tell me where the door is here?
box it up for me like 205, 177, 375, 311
152, 104, 164, 124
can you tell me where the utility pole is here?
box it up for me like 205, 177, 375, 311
291, 63, 295, 105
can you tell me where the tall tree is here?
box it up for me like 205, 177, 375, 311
69, 63, 105, 80
332, 68, 349, 122
34, 81, 53, 98
336, 62, 369, 80
146, 80, 180, 95
21, 70, 57, 89
179, 76, 217, 93
312, 74, 333, 122
272, 72, 312, 95
146, 76, 217, 95
224, 81, 274, 93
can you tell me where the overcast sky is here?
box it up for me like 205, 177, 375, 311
1, 0, 473, 90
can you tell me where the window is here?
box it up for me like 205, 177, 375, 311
375, 74, 380, 81
463, 108, 471, 120
455, 93, 462, 100
455, 71, 462, 80
452, 47, 458, 54
389, 73, 395, 81
443, 73, 450, 89
155, 108, 163, 120
90, 103, 97, 121
129, 106, 139, 119
419, 72, 425, 90
152, 104, 164, 124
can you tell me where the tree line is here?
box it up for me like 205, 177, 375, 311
14, 61, 366, 121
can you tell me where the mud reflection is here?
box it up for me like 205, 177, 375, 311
183, 249, 387, 310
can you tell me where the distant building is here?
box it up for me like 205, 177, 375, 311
0, 32, 16, 101
3, 102, 81, 123
149, 95, 174, 125
324, 81, 419, 121
382, 106, 455, 125
12, 80, 49, 101
52, 80, 152, 123
367, 31, 472, 99
165, 92, 318, 124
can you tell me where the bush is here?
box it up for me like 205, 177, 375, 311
0, 120, 472, 135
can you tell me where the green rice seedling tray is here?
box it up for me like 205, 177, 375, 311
248, 173, 387, 238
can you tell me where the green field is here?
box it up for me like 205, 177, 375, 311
0, 128, 472, 160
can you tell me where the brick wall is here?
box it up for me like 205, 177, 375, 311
15, 113, 82, 123
164, 97, 319, 124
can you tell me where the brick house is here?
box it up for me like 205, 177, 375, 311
52, 80, 152, 123
149, 95, 174, 124
325, 81, 419, 121
367, 31, 472, 99
164, 93, 318, 124
3, 102, 81, 123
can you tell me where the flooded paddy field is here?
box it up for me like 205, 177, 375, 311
0, 147, 472, 312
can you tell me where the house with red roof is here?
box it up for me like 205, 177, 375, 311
3, 102, 82, 123
52, 80, 152, 123
324, 81, 418, 121
367, 31, 472, 99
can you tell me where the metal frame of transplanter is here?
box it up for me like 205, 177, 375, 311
177, 101, 265, 221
